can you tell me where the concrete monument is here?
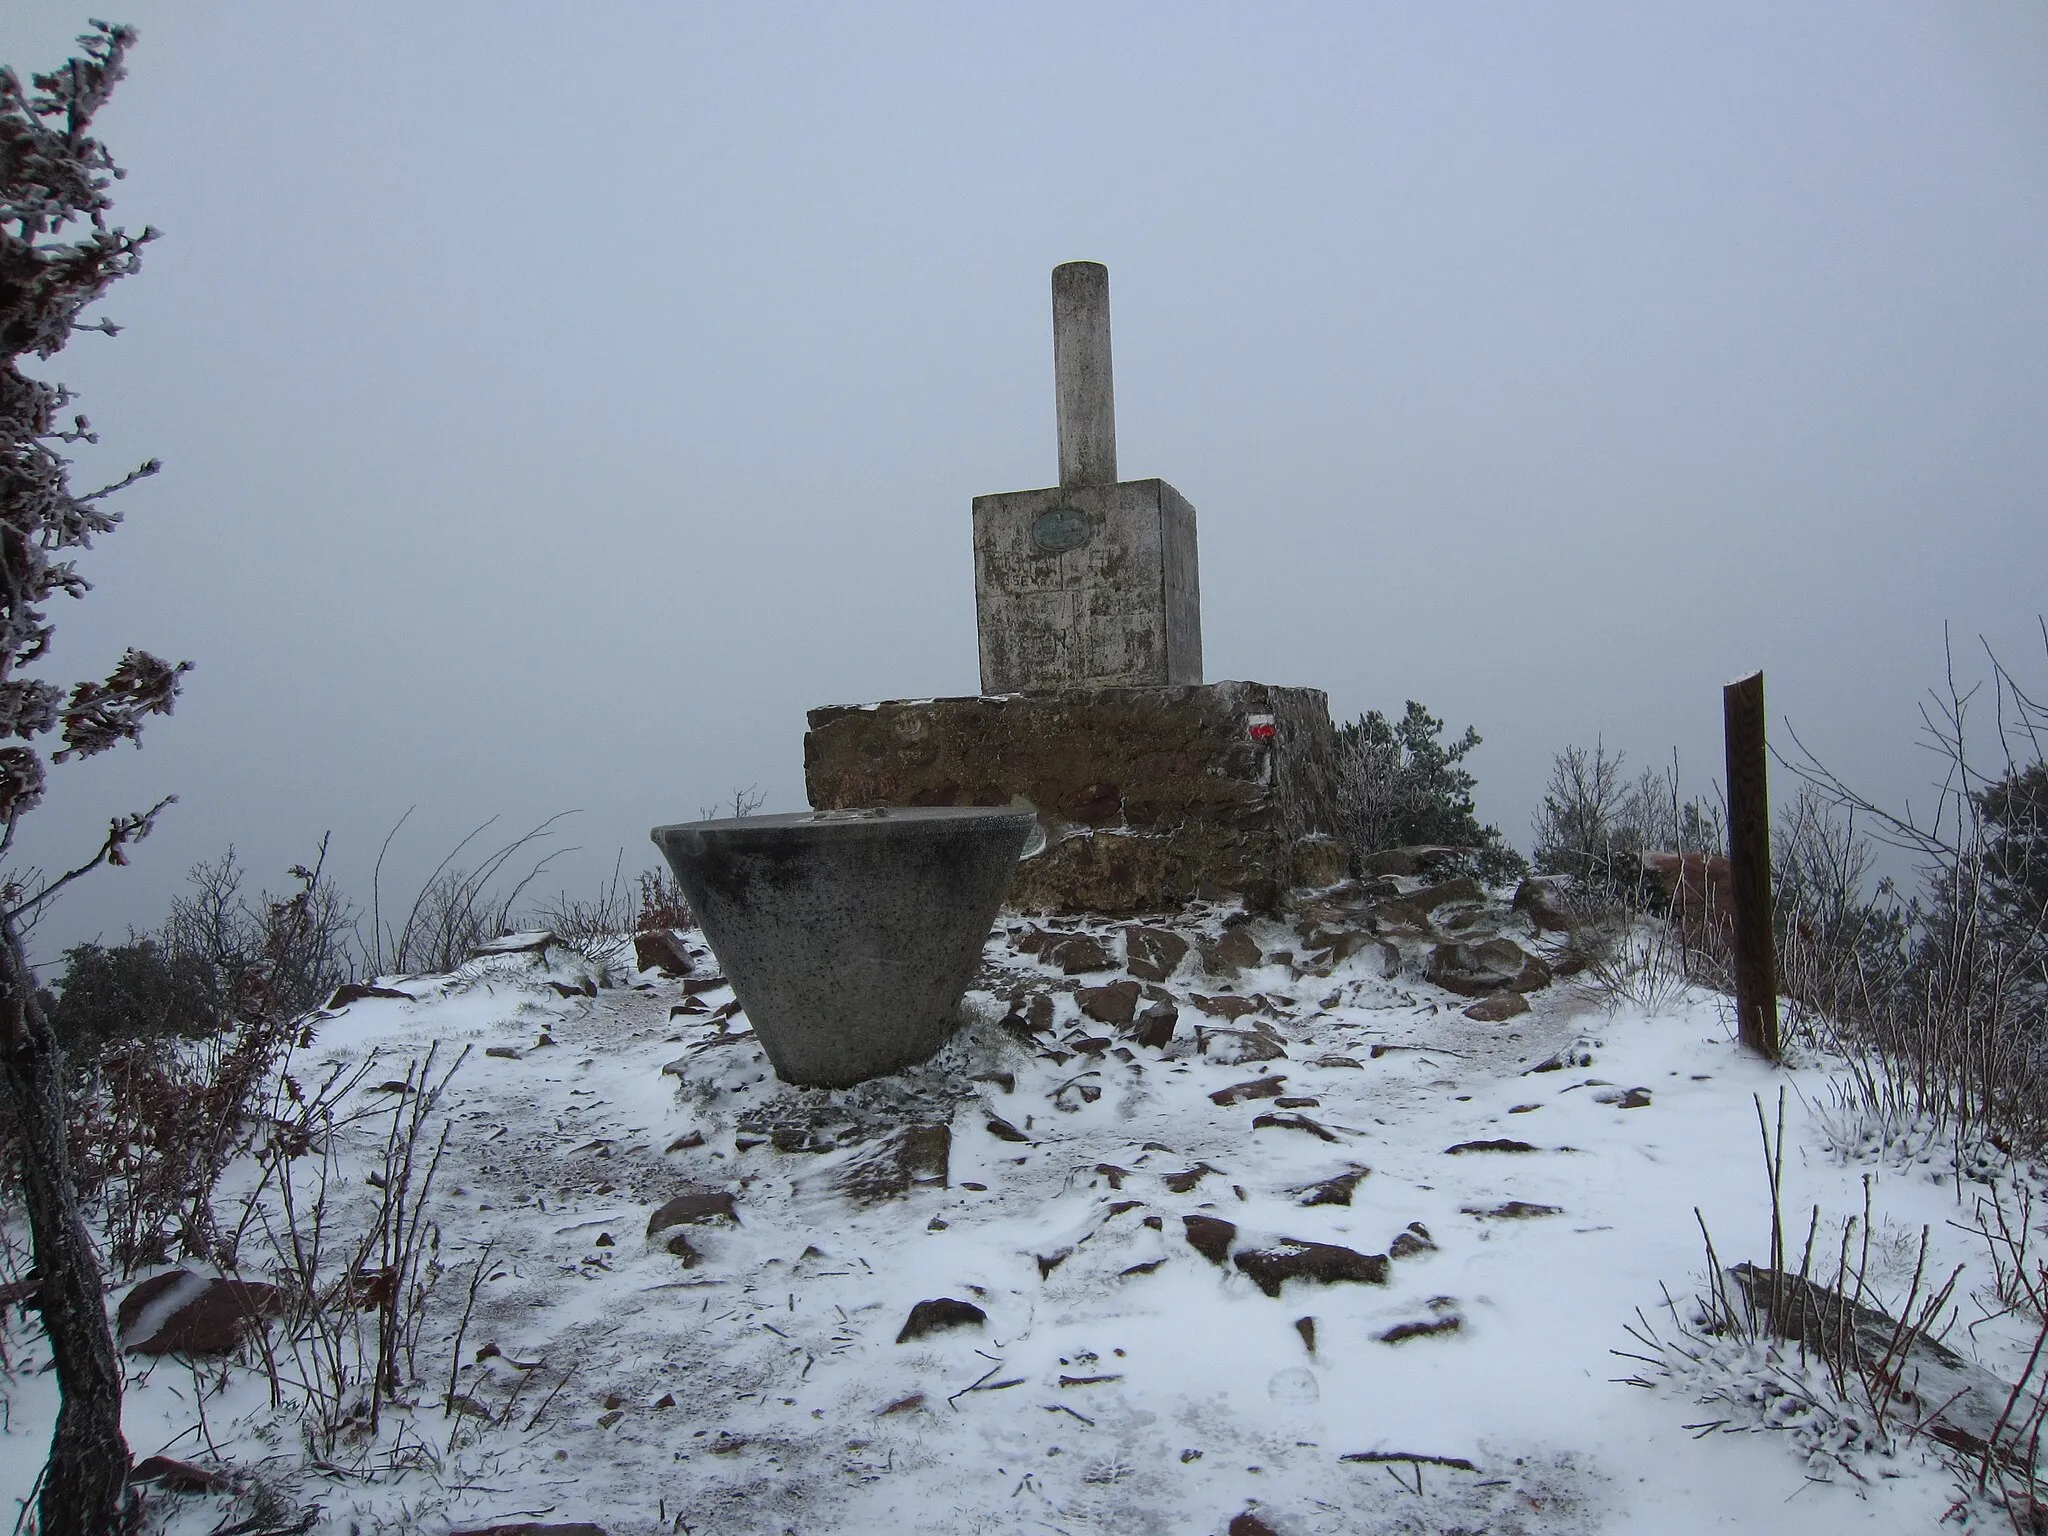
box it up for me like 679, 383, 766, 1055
803, 263, 1348, 916
973, 262, 1202, 693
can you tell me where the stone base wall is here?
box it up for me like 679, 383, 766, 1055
803, 681, 1349, 915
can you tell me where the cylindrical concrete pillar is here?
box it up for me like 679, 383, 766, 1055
1053, 261, 1117, 488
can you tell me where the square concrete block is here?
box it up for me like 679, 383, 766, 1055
973, 478, 1201, 694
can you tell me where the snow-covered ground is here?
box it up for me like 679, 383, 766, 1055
2, 896, 2040, 1534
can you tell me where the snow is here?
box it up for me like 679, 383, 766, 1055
1, 906, 2038, 1534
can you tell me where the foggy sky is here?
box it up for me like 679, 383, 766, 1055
4, 1, 2046, 969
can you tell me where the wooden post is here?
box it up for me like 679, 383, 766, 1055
1723, 670, 1780, 1061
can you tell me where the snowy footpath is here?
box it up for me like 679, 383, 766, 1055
2, 898, 2040, 1534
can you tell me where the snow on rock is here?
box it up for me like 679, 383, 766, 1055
0, 882, 2034, 1533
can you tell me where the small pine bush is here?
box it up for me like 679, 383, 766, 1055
1334, 701, 1525, 884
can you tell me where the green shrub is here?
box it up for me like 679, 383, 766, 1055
1334, 701, 1525, 884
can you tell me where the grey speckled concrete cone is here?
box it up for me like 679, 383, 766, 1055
651, 806, 1036, 1089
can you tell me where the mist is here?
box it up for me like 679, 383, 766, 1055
5, 0, 2045, 969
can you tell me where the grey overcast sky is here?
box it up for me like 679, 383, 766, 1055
4, 2, 2046, 965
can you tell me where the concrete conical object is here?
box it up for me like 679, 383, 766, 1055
651, 806, 1035, 1088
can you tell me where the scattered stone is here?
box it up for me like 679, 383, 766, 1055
1252, 1112, 1339, 1142
1594, 1086, 1653, 1109
1356, 846, 1473, 879
878, 1393, 925, 1415
1296, 1168, 1369, 1206
633, 929, 694, 976
1120, 1258, 1166, 1277
323, 982, 413, 1009
983, 1112, 1030, 1144
1093, 1164, 1130, 1188
1389, 1221, 1436, 1259
1069, 1035, 1112, 1055
1227, 1513, 1280, 1536
1427, 939, 1552, 998
1200, 927, 1265, 977
1183, 1214, 1238, 1266
471, 930, 558, 958
1379, 1314, 1463, 1344
1197, 1028, 1286, 1065
1526, 1042, 1594, 1073
1274, 1095, 1320, 1109
681, 975, 730, 995
1463, 1201, 1562, 1219
484, 1045, 523, 1059
1133, 1000, 1180, 1048
972, 1071, 1015, 1092
1162, 1164, 1216, 1193
1077, 979, 1141, 1025
835, 1125, 951, 1203
1210, 1075, 1287, 1106
118, 1270, 285, 1356
1234, 1238, 1389, 1297
1047, 934, 1114, 975
1464, 990, 1530, 1022
1190, 992, 1262, 1021
1511, 876, 1574, 934
664, 1130, 705, 1152
645, 1186, 738, 1237
1315, 1054, 1363, 1069
895, 1297, 986, 1344
1444, 1139, 1539, 1155
130, 1455, 233, 1492
1123, 925, 1191, 982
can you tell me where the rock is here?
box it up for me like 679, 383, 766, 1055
1329, 931, 1398, 975
1426, 939, 1552, 997
1464, 990, 1530, 1022
1525, 1041, 1595, 1073
1046, 933, 1115, 975
1594, 1086, 1653, 1109
1252, 1112, 1339, 1142
1726, 1262, 2041, 1464
1296, 1168, 1369, 1206
1227, 1512, 1281, 1536
834, 1125, 951, 1202
450, 1525, 608, 1536
1132, 1000, 1179, 1048
1444, 1139, 1538, 1155
1379, 1304, 1463, 1344
323, 982, 413, 1009
1356, 846, 1473, 878
130, 1455, 233, 1492
632, 929, 694, 976
895, 1297, 986, 1344
1162, 1164, 1217, 1193
470, 930, 559, 957
1210, 1075, 1287, 1106
1200, 927, 1265, 977
1183, 1214, 1238, 1266
484, 1045, 523, 1059
1233, 1238, 1389, 1297
1197, 1028, 1286, 1065
1189, 993, 1262, 1021
117, 1270, 285, 1356
1511, 876, 1574, 934
645, 1186, 739, 1237
1294, 1316, 1317, 1354
984, 1115, 1030, 1143
1463, 1201, 1562, 1219
1123, 925, 1191, 982
1369, 876, 1487, 928
1641, 851, 1734, 942
1388, 1221, 1436, 1258
1076, 979, 1141, 1026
